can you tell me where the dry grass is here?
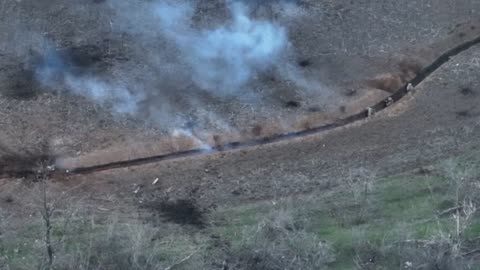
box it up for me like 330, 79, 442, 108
2, 154, 480, 270
232, 207, 335, 270
55, 85, 386, 171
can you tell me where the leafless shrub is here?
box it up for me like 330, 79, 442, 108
352, 225, 475, 270
36, 164, 54, 270
383, 238, 473, 270
40, 215, 206, 270
19, 163, 204, 270
345, 168, 375, 205
424, 159, 479, 265
342, 168, 376, 226
2, 165, 206, 270
234, 207, 335, 270
441, 159, 479, 205
28, 161, 87, 270
352, 160, 479, 270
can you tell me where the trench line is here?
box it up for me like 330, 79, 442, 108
39, 35, 480, 176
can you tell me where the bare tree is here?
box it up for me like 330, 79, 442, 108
35, 162, 55, 269
438, 160, 478, 258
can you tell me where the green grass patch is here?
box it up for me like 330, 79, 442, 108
209, 165, 480, 269
1, 217, 209, 270
4, 154, 480, 269
465, 217, 480, 238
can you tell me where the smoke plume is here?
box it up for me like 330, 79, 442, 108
34, 0, 311, 130
154, 2, 288, 94
35, 45, 142, 115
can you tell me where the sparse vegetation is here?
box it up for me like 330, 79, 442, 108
1, 153, 480, 270
1, 215, 209, 270
210, 155, 480, 269
232, 207, 335, 270
1, 0, 480, 269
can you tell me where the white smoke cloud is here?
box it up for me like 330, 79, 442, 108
34, 0, 314, 130
172, 128, 212, 151
35, 45, 142, 115
64, 75, 143, 114
154, 2, 288, 94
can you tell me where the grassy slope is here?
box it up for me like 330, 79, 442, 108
1, 152, 480, 269
209, 153, 480, 269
